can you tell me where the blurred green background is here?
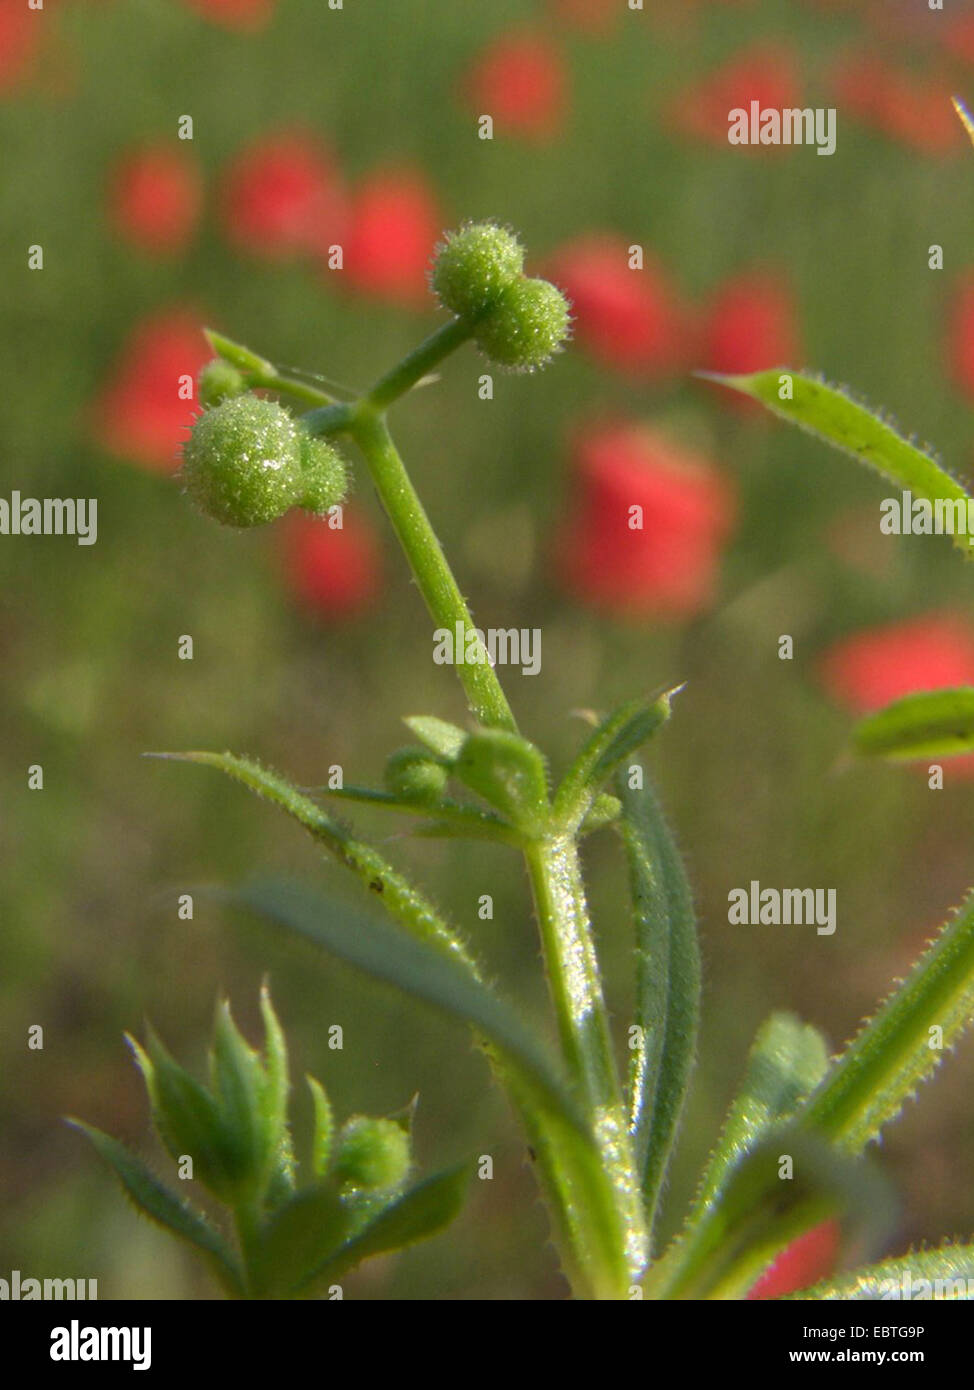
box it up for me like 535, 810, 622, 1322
3, 0, 974, 1299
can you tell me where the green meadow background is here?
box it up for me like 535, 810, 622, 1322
2, 0, 974, 1298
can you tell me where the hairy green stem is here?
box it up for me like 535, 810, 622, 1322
525, 839, 618, 1103
349, 409, 517, 732
364, 318, 473, 412
525, 836, 646, 1279
301, 401, 355, 436
212, 322, 643, 1292
233, 1202, 262, 1299
351, 334, 641, 1278
253, 371, 337, 409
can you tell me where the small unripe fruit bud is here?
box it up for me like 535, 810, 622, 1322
299, 436, 348, 517
455, 727, 549, 828
431, 222, 524, 320
181, 396, 346, 528
199, 359, 247, 407
334, 1116, 410, 1192
475, 277, 571, 371
385, 746, 449, 804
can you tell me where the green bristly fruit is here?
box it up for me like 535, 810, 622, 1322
334, 1116, 411, 1193
475, 277, 572, 371
431, 222, 525, 320
181, 395, 346, 528
384, 746, 450, 804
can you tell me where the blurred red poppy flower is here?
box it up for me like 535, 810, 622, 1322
342, 168, 442, 306
181, 0, 275, 32
700, 270, 800, 379
747, 1221, 841, 1300
220, 131, 347, 260
461, 29, 566, 141
92, 309, 209, 472
669, 44, 800, 145
282, 512, 382, 619
819, 614, 974, 712
107, 145, 202, 257
546, 235, 689, 376
556, 423, 736, 618
947, 274, 974, 398
0, 6, 41, 91
831, 54, 961, 154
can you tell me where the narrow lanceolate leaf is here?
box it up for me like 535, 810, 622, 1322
233, 878, 579, 1127
68, 1121, 243, 1296
701, 370, 974, 560
307, 1076, 334, 1180
408, 811, 524, 847
320, 786, 521, 846
647, 1130, 895, 1301
851, 687, 974, 761
258, 986, 288, 1146
616, 769, 700, 1235
210, 1001, 267, 1196
128, 1031, 241, 1200
793, 1243, 974, 1300
232, 877, 633, 1299
149, 751, 478, 975
554, 689, 680, 832
258, 984, 295, 1200
797, 890, 974, 1152
296, 1166, 471, 1295
690, 1013, 830, 1219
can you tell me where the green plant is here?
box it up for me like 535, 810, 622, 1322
84, 215, 974, 1300
72, 986, 467, 1299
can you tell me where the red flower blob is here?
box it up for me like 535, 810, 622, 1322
220, 132, 347, 260
546, 235, 688, 377
819, 614, 974, 714
461, 29, 566, 141
0, 6, 42, 92
342, 168, 442, 306
947, 274, 974, 399
556, 423, 736, 618
700, 271, 800, 379
282, 512, 382, 619
92, 310, 209, 473
669, 44, 800, 146
831, 54, 961, 154
108, 145, 202, 257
